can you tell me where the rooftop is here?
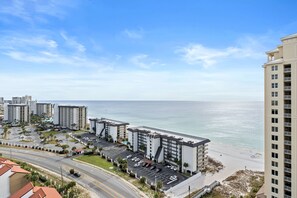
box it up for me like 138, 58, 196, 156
128, 126, 210, 146
91, 117, 129, 126
281, 33, 297, 41
58, 105, 87, 108
10, 182, 34, 198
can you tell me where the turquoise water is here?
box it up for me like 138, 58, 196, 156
48, 101, 264, 152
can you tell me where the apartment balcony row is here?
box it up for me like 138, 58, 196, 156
284, 122, 291, 127
284, 195, 291, 198
285, 140, 291, 146
284, 113, 291, 118
284, 104, 291, 109
284, 176, 291, 182
284, 131, 291, 136
284, 68, 291, 73
285, 158, 291, 164
284, 86, 291, 91
284, 149, 291, 155
284, 77, 291, 82
284, 95, 291, 100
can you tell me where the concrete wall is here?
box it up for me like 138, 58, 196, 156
9, 173, 29, 195
0, 169, 12, 198
182, 145, 197, 173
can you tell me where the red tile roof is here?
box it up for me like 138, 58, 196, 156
11, 166, 30, 174
10, 182, 34, 198
31, 187, 62, 198
0, 164, 12, 176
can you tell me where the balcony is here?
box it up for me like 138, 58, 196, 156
284, 77, 291, 82
284, 104, 291, 109
285, 167, 291, 173
284, 131, 291, 136
284, 68, 291, 73
284, 122, 291, 127
284, 113, 291, 118
284, 149, 291, 155
284, 185, 292, 191
285, 140, 291, 146
284, 86, 291, 91
284, 176, 291, 182
285, 158, 291, 164
284, 95, 291, 100
284, 195, 292, 198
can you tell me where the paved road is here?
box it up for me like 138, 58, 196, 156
0, 147, 144, 198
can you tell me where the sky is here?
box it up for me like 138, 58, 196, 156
0, 0, 297, 101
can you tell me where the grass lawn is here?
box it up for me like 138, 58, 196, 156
42, 131, 59, 138
76, 155, 114, 171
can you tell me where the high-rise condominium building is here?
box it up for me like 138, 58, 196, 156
4, 104, 30, 123
36, 103, 53, 117
53, 105, 87, 130
264, 33, 297, 198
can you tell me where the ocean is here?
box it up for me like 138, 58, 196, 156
48, 101, 264, 153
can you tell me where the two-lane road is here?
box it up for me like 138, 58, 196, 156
0, 147, 144, 198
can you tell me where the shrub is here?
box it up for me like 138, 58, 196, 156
39, 175, 47, 182
129, 172, 135, 178
70, 169, 75, 174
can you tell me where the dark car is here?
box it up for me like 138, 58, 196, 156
156, 168, 162, 173
142, 163, 147, 167
145, 163, 151, 168
74, 172, 81, 177
150, 166, 156, 170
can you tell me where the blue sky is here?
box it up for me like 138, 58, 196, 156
0, 0, 297, 101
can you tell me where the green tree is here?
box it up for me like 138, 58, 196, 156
140, 176, 146, 186
156, 180, 163, 191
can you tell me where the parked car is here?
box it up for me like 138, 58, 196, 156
126, 154, 132, 159
150, 166, 156, 170
156, 168, 162, 173
74, 172, 81, 177
131, 157, 137, 161
142, 163, 147, 167
134, 163, 140, 167
145, 163, 151, 168
135, 158, 140, 162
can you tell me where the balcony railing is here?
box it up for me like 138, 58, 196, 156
284, 122, 291, 127
284, 104, 291, 109
284, 185, 291, 191
284, 95, 291, 100
284, 176, 291, 182
284, 77, 291, 81
284, 86, 291, 91
285, 167, 291, 173
284, 68, 291, 72
285, 140, 291, 145
284, 149, 291, 155
284, 131, 291, 136
285, 158, 291, 164
284, 195, 292, 198
284, 113, 291, 118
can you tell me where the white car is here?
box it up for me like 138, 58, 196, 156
134, 163, 140, 167
131, 157, 137, 161
135, 158, 140, 162
126, 155, 132, 159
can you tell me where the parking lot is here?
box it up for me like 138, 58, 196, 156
75, 132, 188, 190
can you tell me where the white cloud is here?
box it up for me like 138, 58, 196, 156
178, 37, 266, 68
130, 54, 162, 69
60, 32, 86, 53
123, 29, 144, 39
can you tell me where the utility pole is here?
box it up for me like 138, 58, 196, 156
60, 165, 64, 187
10, 148, 12, 160
155, 175, 157, 194
188, 185, 190, 198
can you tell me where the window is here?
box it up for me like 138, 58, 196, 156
272, 126, 278, 132
272, 83, 278, 88
272, 161, 278, 167
272, 74, 278, 80
272, 178, 278, 185
272, 187, 278, 193
271, 100, 278, 106
272, 152, 278, 158
272, 109, 278, 114
272, 135, 278, 141
272, 65, 278, 71
272, 92, 278, 97
272, 170, 278, 176
272, 118, 278, 123
272, 144, 278, 149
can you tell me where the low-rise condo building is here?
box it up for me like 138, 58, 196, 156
3, 104, 30, 123
90, 118, 129, 142
36, 103, 53, 117
128, 126, 210, 173
54, 105, 87, 130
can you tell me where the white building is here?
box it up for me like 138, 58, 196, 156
128, 126, 210, 173
0, 97, 3, 104
36, 103, 53, 117
263, 33, 297, 198
4, 104, 30, 123
54, 105, 87, 130
89, 118, 129, 142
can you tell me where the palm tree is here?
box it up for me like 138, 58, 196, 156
183, 162, 189, 172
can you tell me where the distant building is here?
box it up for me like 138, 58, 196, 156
89, 118, 129, 142
263, 33, 297, 198
128, 126, 210, 173
12, 97, 22, 104
4, 104, 30, 123
36, 103, 53, 117
54, 105, 87, 130
0, 97, 3, 104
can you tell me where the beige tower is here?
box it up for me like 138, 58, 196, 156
264, 33, 297, 198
